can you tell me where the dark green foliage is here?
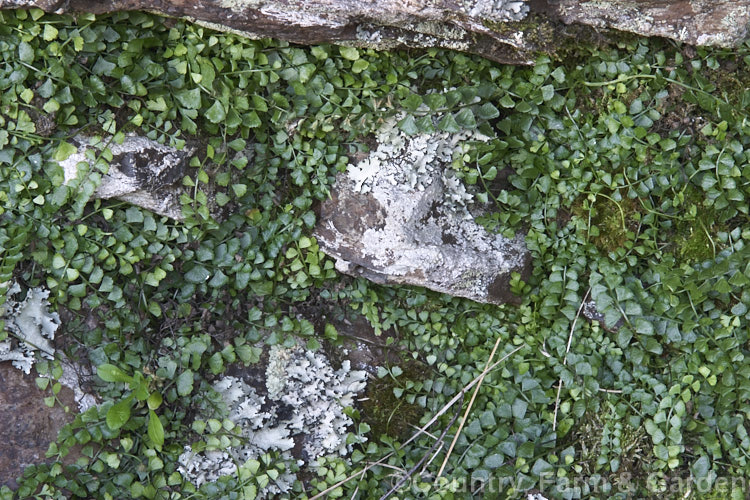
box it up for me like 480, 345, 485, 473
3, 5, 750, 499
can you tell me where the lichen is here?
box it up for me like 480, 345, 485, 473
178, 344, 367, 495
0, 282, 60, 374
354, 24, 472, 52
347, 112, 488, 214
465, 0, 528, 23
218, 0, 264, 12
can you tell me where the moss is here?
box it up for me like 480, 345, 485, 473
573, 194, 640, 254
671, 216, 716, 264
705, 56, 750, 109
480, 14, 558, 57
360, 360, 426, 440
564, 410, 650, 482
481, 13, 643, 65
669, 189, 720, 264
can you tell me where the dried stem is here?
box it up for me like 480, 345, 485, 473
553, 288, 590, 431
379, 398, 463, 500
309, 344, 524, 499
435, 332, 504, 480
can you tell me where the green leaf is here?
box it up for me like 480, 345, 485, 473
147, 392, 163, 411
477, 102, 500, 120
352, 59, 369, 73
215, 192, 230, 206
228, 138, 246, 151
92, 57, 116, 76
18, 41, 34, 63
184, 265, 210, 284
208, 270, 228, 288
148, 410, 164, 448
397, 115, 419, 135
97, 364, 134, 384
339, 46, 360, 61
541, 85, 555, 101
499, 94, 515, 108
20, 88, 34, 104
437, 113, 461, 133
634, 318, 654, 335
455, 108, 476, 129
236, 345, 261, 364
245, 111, 261, 128
176, 88, 201, 109
43, 24, 59, 41
205, 101, 226, 123
484, 454, 504, 469
550, 66, 566, 83
54, 142, 78, 162
691, 455, 710, 478
125, 206, 143, 223
106, 398, 132, 430
176, 370, 194, 396
208, 352, 224, 374
299, 236, 313, 249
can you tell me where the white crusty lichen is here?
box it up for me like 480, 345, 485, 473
466, 0, 529, 22
0, 282, 60, 374
347, 111, 489, 213
178, 344, 367, 495
219, 0, 264, 11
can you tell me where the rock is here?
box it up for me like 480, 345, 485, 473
582, 297, 622, 332
3, 0, 748, 68
314, 116, 531, 305
0, 362, 77, 489
60, 135, 193, 220
554, 0, 750, 48
0, 0, 538, 64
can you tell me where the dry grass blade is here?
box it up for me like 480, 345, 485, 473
434, 332, 504, 480
308, 344, 524, 499
553, 287, 590, 431
378, 397, 463, 500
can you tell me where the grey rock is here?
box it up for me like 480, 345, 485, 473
556, 0, 750, 48
60, 135, 193, 219
3, 0, 747, 68
314, 120, 531, 305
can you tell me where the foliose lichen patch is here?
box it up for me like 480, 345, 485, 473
178, 344, 367, 496
315, 113, 531, 305
0, 282, 60, 374
465, 0, 529, 23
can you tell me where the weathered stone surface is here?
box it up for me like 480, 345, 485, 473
555, 0, 750, 47
582, 297, 622, 332
60, 135, 193, 219
0, 362, 76, 488
314, 117, 531, 305
3, 0, 747, 68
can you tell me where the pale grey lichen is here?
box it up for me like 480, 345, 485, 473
315, 102, 530, 305
466, 0, 529, 22
178, 344, 367, 496
354, 23, 472, 52
0, 282, 60, 374
219, 0, 264, 11
347, 112, 488, 214
58, 359, 98, 412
